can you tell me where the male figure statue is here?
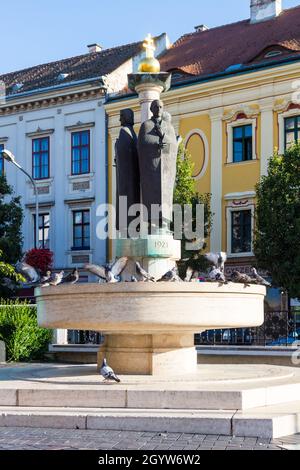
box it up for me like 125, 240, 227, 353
115, 109, 140, 235
137, 100, 178, 231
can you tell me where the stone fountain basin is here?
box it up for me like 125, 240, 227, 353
35, 283, 265, 334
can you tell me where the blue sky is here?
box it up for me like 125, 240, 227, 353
1, 0, 300, 73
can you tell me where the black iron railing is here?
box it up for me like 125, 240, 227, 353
195, 311, 299, 347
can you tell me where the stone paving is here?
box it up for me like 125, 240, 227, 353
0, 427, 298, 450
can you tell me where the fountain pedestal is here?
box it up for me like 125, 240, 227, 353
97, 333, 197, 376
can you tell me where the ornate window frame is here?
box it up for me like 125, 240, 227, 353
225, 195, 255, 258
226, 117, 257, 163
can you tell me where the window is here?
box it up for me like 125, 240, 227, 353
232, 125, 253, 162
71, 130, 90, 175
231, 210, 252, 254
284, 116, 300, 149
72, 210, 90, 250
32, 137, 50, 180
264, 50, 282, 58
0, 144, 4, 176
34, 213, 50, 249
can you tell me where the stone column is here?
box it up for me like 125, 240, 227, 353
210, 109, 224, 252
260, 98, 274, 176
135, 83, 165, 123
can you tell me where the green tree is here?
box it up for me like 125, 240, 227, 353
0, 249, 24, 298
254, 143, 300, 299
0, 175, 23, 264
174, 142, 213, 273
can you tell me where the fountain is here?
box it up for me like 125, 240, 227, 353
35, 34, 266, 376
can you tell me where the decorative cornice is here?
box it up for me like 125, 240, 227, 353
0, 89, 104, 116
25, 201, 55, 209
224, 191, 256, 201
26, 127, 55, 137
64, 197, 95, 206
65, 121, 95, 131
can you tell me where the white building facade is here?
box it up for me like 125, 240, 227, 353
0, 35, 169, 274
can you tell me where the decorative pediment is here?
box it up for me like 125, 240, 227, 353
223, 105, 259, 121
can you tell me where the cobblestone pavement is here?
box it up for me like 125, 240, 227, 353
0, 428, 299, 450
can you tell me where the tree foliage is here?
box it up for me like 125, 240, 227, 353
254, 143, 300, 299
0, 175, 23, 264
0, 249, 24, 298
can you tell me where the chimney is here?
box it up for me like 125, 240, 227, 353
194, 24, 209, 32
250, 0, 282, 23
87, 43, 102, 53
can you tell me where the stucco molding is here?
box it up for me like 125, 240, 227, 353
184, 129, 209, 180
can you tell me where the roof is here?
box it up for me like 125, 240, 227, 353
160, 5, 300, 81
0, 40, 146, 97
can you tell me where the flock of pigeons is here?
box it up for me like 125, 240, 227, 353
16, 251, 271, 288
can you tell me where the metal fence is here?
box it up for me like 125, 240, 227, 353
67, 330, 104, 345
195, 311, 299, 347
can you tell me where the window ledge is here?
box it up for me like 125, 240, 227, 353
28, 177, 53, 185
225, 159, 258, 166
228, 252, 254, 258
68, 173, 94, 180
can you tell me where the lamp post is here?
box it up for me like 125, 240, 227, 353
2, 149, 39, 249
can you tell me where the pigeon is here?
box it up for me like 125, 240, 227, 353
250, 268, 271, 287
40, 271, 52, 284
61, 268, 79, 284
131, 276, 138, 282
231, 271, 254, 286
135, 261, 156, 282
204, 252, 227, 272
16, 261, 40, 283
184, 267, 199, 282
158, 267, 183, 282
84, 257, 128, 283
208, 267, 227, 283
42, 271, 64, 287
100, 358, 121, 383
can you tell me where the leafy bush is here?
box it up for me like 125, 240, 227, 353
0, 299, 53, 362
24, 248, 53, 275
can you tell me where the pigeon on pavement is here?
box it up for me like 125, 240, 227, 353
100, 358, 121, 383
84, 257, 128, 283
135, 261, 156, 282
250, 268, 271, 287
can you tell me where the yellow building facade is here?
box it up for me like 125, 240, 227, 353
105, 59, 300, 273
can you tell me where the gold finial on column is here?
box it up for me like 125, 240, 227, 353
138, 33, 161, 73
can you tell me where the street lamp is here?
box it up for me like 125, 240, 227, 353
1, 149, 39, 249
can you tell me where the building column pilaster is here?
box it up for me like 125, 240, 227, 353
210, 109, 224, 252
259, 98, 275, 176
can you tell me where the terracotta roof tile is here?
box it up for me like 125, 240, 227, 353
0, 40, 145, 96
160, 5, 300, 79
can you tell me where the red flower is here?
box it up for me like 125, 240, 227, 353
24, 249, 53, 275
